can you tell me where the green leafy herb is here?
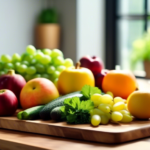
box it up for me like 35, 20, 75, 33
81, 85, 101, 99
60, 97, 94, 124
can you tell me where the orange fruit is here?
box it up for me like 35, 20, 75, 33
102, 70, 137, 99
127, 91, 150, 119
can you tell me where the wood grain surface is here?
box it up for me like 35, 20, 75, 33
0, 79, 150, 144
1, 128, 150, 150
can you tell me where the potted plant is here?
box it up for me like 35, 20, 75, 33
130, 29, 150, 78
34, 6, 60, 49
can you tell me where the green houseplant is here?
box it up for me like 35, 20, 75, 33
34, 6, 60, 49
130, 29, 150, 78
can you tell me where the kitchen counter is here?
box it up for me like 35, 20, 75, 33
1, 78, 150, 150
1, 128, 150, 150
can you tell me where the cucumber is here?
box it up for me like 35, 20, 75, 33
50, 106, 63, 122
17, 105, 44, 120
40, 91, 83, 120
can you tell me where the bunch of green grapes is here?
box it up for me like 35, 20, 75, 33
90, 92, 133, 126
0, 45, 74, 85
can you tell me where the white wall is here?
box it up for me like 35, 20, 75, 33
54, 0, 77, 62
0, 0, 42, 56
77, 0, 105, 65
0, 0, 105, 65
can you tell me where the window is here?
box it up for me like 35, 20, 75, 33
105, 0, 150, 77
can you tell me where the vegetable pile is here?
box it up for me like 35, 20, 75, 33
17, 84, 133, 127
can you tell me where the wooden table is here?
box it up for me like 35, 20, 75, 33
1, 128, 150, 150
1, 78, 150, 150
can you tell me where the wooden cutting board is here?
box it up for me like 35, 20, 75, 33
0, 114, 150, 144
0, 79, 150, 144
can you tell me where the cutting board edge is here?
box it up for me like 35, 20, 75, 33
1, 118, 150, 144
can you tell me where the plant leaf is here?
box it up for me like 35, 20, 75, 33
81, 85, 101, 99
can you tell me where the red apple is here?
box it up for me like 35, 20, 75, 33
94, 69, 109, 90
79, 56, 104, 76
0, 89, 18, 116
20, 78, 59, 109
0, 70, 26, 107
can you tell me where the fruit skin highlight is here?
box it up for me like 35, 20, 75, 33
127, 91, 150, 119
0, 89, 18, 116
57, 62, 95, 95
20, 78, 59, 109
102, 70, 137, 99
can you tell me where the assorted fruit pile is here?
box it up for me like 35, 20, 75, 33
0, 44, 150, 127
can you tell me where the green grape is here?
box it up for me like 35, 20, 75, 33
91, 115, 101, 126
41, 73, 49, 79
21, 52, 28, 60
22, 61, 30, 66
17, 64, 27, 74
50, 49, 63, 58
42, 49, 52, 55
114, 97, 124, 103
53, 71, 60, 78
0, 61, 5, 70
106, 91, 114, 98
33, 74, 42, 78
90, 108, 105, 116
48, 74, 55, 82
47, 66, 55, 74
120, 114, 132, 123
111, 111, 123, 122
26, 66, 36, 75
53, 78, 58, 86
19, 73, 26, 78
56, 65, 66, 72
36, 49, 42, 52
3, 68, 9, 74
101, 94, 113, 104
119, 110, 130, 115
12, 53, 21, 62
15, 62, 21, 69
39, 55, 51, 65
63, 58, 74, 68
30, 59, 37, 65
34, 51, 44, 60
52, 56, 64, 66
24, 74, 33, 81
90, 94, 102, 107
21, 53, 33, 63
1, 55, 12, 63
26, 45, 36, 55
100, 114, 109, 125
105, 113, 111, 120
125, 104, 128, 110
35, 63, 45, 73
98, 104, 111, 113
109, 101, 114, 107
5, 63, 15, 70
0, 71, 6, 76
112, 102, 125, 111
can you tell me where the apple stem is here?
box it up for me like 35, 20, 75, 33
7, 70, 15, 75
75, 62, 81, 69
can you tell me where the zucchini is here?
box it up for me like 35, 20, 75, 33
50, 106, 63, 122
17, 105, 44, 120
40, 91, 83, 120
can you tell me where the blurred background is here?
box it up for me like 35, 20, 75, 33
0, 0, 150, 78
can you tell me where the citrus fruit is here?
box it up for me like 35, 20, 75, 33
127, 91, 150, 119
102, 70, 137, 99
